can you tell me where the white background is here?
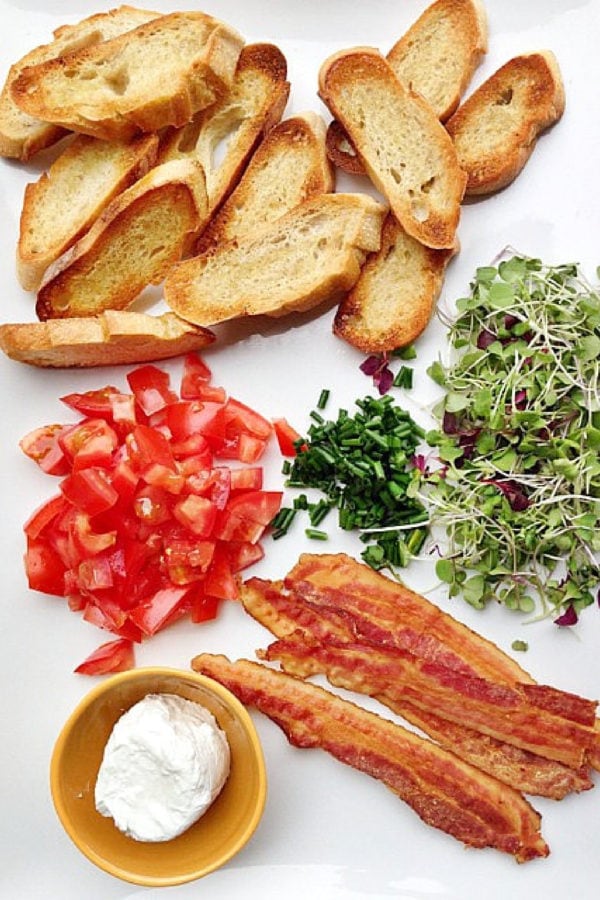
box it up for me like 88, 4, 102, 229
1, 1, 599, 898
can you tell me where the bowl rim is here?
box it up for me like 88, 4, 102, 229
49, 665, 267, 887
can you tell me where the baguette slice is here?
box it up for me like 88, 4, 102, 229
333, 213, 456, 352
158, 43, 290, 213
327, 0, 488, 174
36, 158, 208, 321
445, 51, 565, 196
12, 12, 244, 142
164, 193, 386, 326
195, 111, 334, 255
388, 0, 487, 122
0, 5, 159, 160
0, 310, 214, 368
18, 132, 159, 291
319, 48, 465, 249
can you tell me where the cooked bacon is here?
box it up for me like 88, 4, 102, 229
285, 553, 533, 684
191, 653, 549, 862
241, 579, 593, 798
262, 635, 596, 769
285, 553, 600, 767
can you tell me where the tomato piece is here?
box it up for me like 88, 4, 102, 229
127, 423, 176, 472
179, 353, 212, 400
77, 555, 114, 592
82, 600, 143, 641
190, 589, 220, 623
60, 467, 119, 516
213, 491, 283, 543
20, 424, 71, 475
226, 540, 265, 573
60, 387, 137, 431
173, 494, 217, 537
74, 638, 135, 675
204, 544, 238, 600
127, 364, 178, 416
163, 536, 215, 585
223, 397, 273, 440
109, 459, 139, 502
68, 513, 117, 559
133, 485, 172, 525
170, 431, 211, 461
59, 418, 119, 470
24, 495, 70, 540
273, 418, 304, 456
128, 585, 190, 636
24, 537, 66, 595
230, 467, 263, 492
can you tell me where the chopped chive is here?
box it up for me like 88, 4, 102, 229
305, 528, 328, 541
317, 389, 330, 409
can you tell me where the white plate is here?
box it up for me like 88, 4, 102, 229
1, 1, 599, 898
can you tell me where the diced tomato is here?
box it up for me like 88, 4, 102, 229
273, 418, 305, 456
61, 387, 136, 431
230, 467, 263, 492
173, 494, 217, 538
133, 485, 172, 525
24, 537, 66, 596
74, 638, 135, 675
190, 588, 220, 623
20, 424, 71, 475
170, 432, 211, 461
59, 419, 119, 471
164, 535, 215, 585
180, 353, 228, 402
226, 540, 265, 573
77, 555, 114, 592
204, 543, 239, 600
20, 357, 282, 661
213, 491, 283, 543
127, 364, 178, 416
223, 397, 273, 440
180, 353, 212, 394
68, 513, 117, 559
110, 459, 139, 502
127, 424, 176, 473
128, 585, 190, 636
24, 495, 69, 540
60, 467, 119, 516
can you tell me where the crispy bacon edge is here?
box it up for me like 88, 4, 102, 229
240, 578, 593, 798
191, 653, 549, 863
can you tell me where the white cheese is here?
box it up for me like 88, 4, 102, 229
94, 692, 230, 842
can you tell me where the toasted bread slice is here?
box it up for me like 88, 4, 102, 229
327, 0, 488, 175
0, 310, 214, 368
17, 132, 159, 291
11, 12, 244, 142
319, 47, 465, 249
445, 51, 565, 196
333, 213, 456, 352
388, 0, 488, 121
164, 193, 386, 326
36, 159, 208, 321
195, 112, 334, 255
0, 5, 159, 160
158, 43, 290, 213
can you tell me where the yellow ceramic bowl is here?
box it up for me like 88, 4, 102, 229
50, 667, 267, 887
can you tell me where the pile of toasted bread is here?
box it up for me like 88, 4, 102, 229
0, 2, 565, 367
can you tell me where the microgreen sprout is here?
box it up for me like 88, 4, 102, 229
425, 255, 600, 624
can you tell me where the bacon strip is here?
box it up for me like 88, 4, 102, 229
285, 553, 600, 765
191, 653, 549, 862
285, 553, 533, 683
241, 578, 593, 798
262, 635, 595, 768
